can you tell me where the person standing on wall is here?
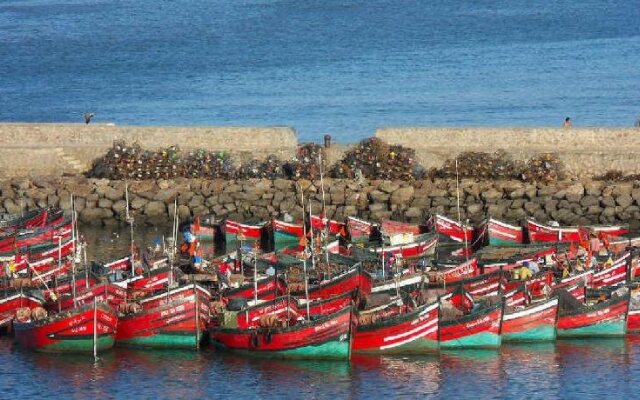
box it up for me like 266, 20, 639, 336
563, 117, 572, 128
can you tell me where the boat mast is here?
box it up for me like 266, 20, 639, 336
125, 181, 135, 277
297, 183, 310, 320
318, 152, 330, 278
71, 194, 77, 309
455, 158, 469, 261
253, 244, 258, 304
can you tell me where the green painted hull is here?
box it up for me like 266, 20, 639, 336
225, 234, 259, 246
439, 332, 501, 349
217, 340, 350, 360
557, 321, 626, 338
503, 325, 556, 342
40, 335, 114, 353
117, 333, 202, 349
488, 237, 520, 247
354, 338, 438, 355
274, 231, 300, 244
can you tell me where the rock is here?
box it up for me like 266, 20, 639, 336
3, 198, 22, 215
379, 181, 401, 194
564, 183, 584, 197
580, 196, 599, 207
80, 208, 108, 225
481, 188, 503, 202
98, 198, 113, 209
467, 204, 483, 215
154, 188, 179, 203
427, 189, 448, 198
612, 183, 633, 197
537, 185, 557, 196
616, 194, 633, 208
405, 207, 423, 218
368, 190, 389, 203
509, 188, 525, 199
487, 204, 507, 218
565, 194, 582, 203
601, 196, 616, 208
390, 186, 414, 205
131, 197, 148, 210
584, 181, 603, 196
144, 201, 167, 218
112, 200, 127, 216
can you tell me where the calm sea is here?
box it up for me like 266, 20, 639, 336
0, 0, 639, 142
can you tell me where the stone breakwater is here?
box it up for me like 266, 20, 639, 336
2, 176, 640, 230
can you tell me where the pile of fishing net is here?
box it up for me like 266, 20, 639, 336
520, 153, 565, 183
329, 138, 420, 180
594, 170, 640, 182
87, 141, 236, 180
434, 150, 524, 180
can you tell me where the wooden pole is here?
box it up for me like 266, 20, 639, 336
93, 296, 98, 360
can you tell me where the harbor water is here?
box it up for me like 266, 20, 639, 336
1, 0, 639, 141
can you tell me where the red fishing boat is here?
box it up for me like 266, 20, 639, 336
0, 289, 43, 328
456, 270, 507, 298
628, 288, 640, 333
438, 291, 503, 349
479, 218, 524, 247
435, 258, 479, 284
138, 283, 211, 310
234, 296, 302, 329
427, 214, 475, 244
380, 220, 422, 235
210, 305, 354, 359
502, 285, 559, 342
116, 287, 210, 349
589, 252, 630, 289
527, 219, 628, 243
120, 266, 178, 292
224, 277, 285, 302
225, 220, 266, 244
272, 219, 305, 244
0, 218, 73, 252
347, 216, 375, 244
55, 283, 127, 311
371, 233, 438, 259
42, 273, 97, 303
310, 214, 345, 236
104, 256, 132, 272
13, 302, 118, 353
352, 300, 439, 354
290, 268, 373, 301
556, 291, 629, 337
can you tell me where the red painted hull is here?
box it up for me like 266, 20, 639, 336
116, 296, 210, 347
272, 219, 305, 238
438, 304, 503, 347
211, 306, 353, 358
428, 215, 475, 244
0, 220, 73, 252
0, 291, 43, 327
590, 253, 629, 289
42, 275, 97, 303
311, 215, 345, 236
557, 295, 629, 334
527, 219, 628, 243
126, 268, 177, 292
371, 234, 438, 258
138, 284, 211, 311
347, 217, 374, 241
502, 297, 559, 338
628, 308, 640, 333
438, 258, 479, 284
291, 269, 373, 300
225, 220, 264, 240
352, 302, 439, 353
224, 277, 284, 302
14, 303, 118, 353
381, 220, 422, 235
483, 218, 524, 245
104, 256, 131, 272
56, 283, 128, 311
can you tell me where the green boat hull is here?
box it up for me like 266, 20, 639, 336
40, 335, 114, 353
225, 234, 259, 247
354, 338, 438, 355
557, 321, 626, 338
488, 237, 520, 247
503, 325, 556, 342
274, 231, 300, 244
117, 333, 202, 349
216, 340, 350, 360
439, 332, 501, 349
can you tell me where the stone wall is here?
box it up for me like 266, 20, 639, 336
2, 176, 639, 230
376, 127, 640, 176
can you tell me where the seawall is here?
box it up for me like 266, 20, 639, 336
2, 176, 639, 230
1, 123, 640, 177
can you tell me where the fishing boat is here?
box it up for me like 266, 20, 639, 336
224, 220, 266, 246
479, 218, 524, 247
55, 283, 127, 311
290, 268, 373, 301
0, 218, 73, 252
310, 214, 345, 236
380, 220, 422, 236
210, 305, 353, 360
502, 285, 559, 342
426, 214, 475, 244
116, 288, 210, 349
223, 276, 285, 302
628, 286, 640, 333
0, 289, 43, 328
589, 252, 630, 289
527, 219, 628, 243
13, 302, 118, 353
556, 289, 629, 338
437, 286, 502, 348
347, 217, 375, 244
0, 208, 49, 232
352, 300, 439, 354
370, 233, 438, 259
431, 258, 479, 285
272, 219, 305, 244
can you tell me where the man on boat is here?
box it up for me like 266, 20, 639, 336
142, 246, 153, 272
